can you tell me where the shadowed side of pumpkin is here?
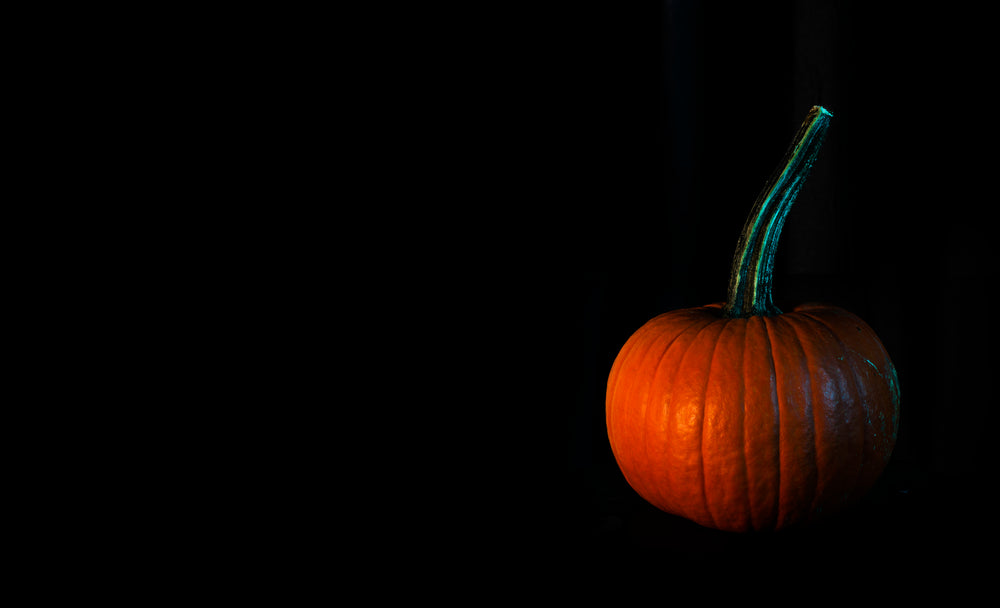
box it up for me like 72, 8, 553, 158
606, 107, 900, 532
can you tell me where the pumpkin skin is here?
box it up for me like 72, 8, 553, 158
606, 302, 899, 532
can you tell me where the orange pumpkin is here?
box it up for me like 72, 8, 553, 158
606, 107, 899, 532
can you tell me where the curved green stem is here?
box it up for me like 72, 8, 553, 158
723, 106, 833, 318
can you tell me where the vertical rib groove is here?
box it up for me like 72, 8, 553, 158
740, 318, 753, 528
665, 316, 726, 524
760, 316, 781, 529
781, 315, 823, 516
698, 320, 726, 530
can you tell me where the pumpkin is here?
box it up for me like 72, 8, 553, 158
606, 107, 899, 532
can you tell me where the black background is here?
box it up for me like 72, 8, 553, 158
480, 0, 997, 576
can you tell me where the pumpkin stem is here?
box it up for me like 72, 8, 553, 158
723, 106, 833, 318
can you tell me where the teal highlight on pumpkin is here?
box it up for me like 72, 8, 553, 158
724, 106, 833, 318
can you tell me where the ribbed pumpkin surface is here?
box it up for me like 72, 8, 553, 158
606, 302, 899, 532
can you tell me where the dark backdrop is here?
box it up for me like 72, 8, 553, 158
493, 0, 997, 574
